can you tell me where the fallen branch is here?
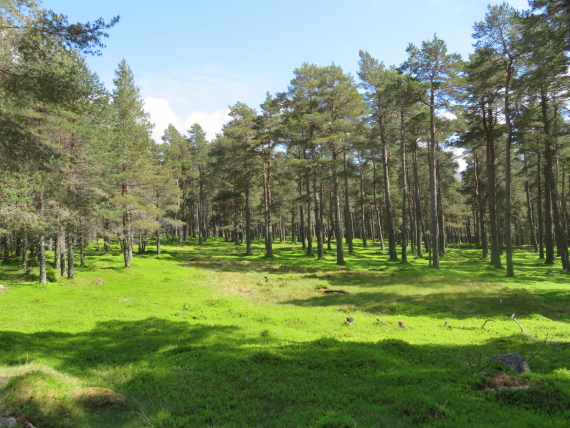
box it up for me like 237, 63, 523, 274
481, 319, 495, 330
323, 289, 353, 295
511, 314, 529, 335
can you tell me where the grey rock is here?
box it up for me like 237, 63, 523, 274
486, 352, 530, 373
0, 412, 38, 428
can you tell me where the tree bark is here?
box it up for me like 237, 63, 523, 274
484, 105, 502, 268
332, 153, 345, 264
381, 123, 398, 261
428, 94, 440, 268
311, 147, 324, 259
343, 151, 354, 255
400, 112, 409, 263
67, 232, 74, 280
541, 90, 570, 270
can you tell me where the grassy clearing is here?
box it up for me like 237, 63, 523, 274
0, 239, 569, 427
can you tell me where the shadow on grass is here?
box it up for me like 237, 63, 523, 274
155, 240, 570, 283
281, 286, 570, 322
0, 317, 568, 427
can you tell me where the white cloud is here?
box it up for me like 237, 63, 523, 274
445, 147, 468, 173
144, 97, 230, 143
438, 111, 457, 121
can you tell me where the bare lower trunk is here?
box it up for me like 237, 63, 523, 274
332, 156, 344, 264
343, 151, 354, 255
312, 149, 324, 259
382, 129, 398, 261
39, 235, 46, 284
67, 232, 74, 280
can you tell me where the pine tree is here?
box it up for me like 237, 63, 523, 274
111, 59, 154, 268
402, 36, 462, 268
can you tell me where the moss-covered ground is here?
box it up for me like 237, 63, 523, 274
0, 239, 569, 427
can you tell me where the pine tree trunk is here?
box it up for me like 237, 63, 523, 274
428, 97, 439, 268
305, 175, 313, 256
437, 166, 446, 256
263, 158, 273, 257
60, 229, 67, 278
39, 235, 47, 284
474, 154, 489, 257
299, 182, 306, 250
245, 182, 252, 256
400, 113, 409, 263
412, 143, 423, 258
67, 233, 74, 280
332, 154, 345, 264
359, 157, 368, 249
54, 232, 61, 271
541, 90, 570, 270
484, 106, 502, 268
21, 233, 28, 272
382, 126, 398, 261
537, 155, 545, 259
523, 154, 538, 252
311, 148, 324, 259
372, 158, 386, 252
504, 68, 515, 277
343, 151, 354, 256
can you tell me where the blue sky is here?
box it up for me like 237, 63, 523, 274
43, 0, 529, 142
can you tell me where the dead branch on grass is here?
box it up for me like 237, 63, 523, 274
511, 314, 529, 335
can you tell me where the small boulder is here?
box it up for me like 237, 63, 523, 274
72, 387, 126, 409
486, 352, 530, 373
0, 412, 38, 428
0, 285, 6, 294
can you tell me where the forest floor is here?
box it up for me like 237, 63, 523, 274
0, 239, 569, 427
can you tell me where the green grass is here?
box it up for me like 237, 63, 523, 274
0, 239, 569, 427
